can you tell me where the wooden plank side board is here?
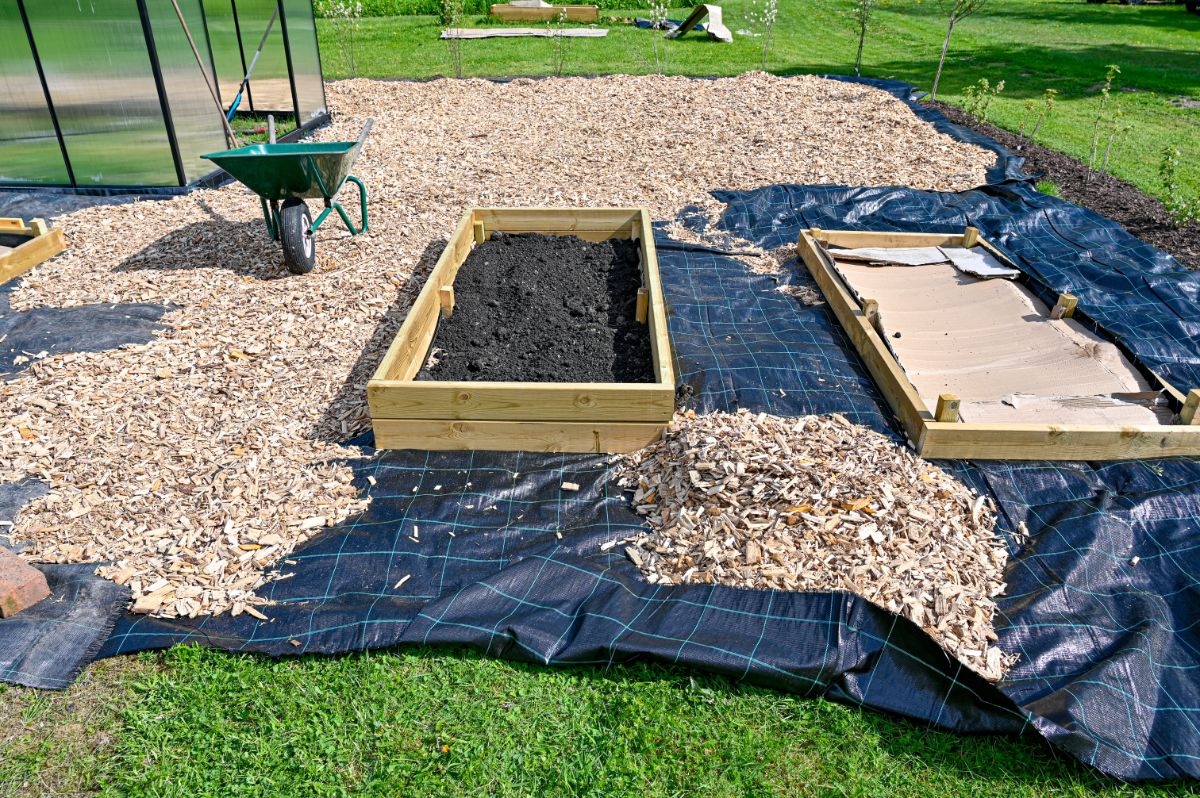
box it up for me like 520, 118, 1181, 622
635, 211, 676, 387
368, 207, 675, 452
0, 225, 67, 287
0, 218, 32, 234
368, 382, 675, 421
920, 422, 1200, 461
800, 227, 1200, 461
815, 230, 966, 250
373, 418, 664, 453
474, 207, 640, 234
371, 211, 474, 382
796, 231, 931, 446
490, 3, 600, 22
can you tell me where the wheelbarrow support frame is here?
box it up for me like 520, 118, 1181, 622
260, 174, 368, 243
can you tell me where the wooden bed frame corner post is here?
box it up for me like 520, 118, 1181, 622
935, 394, 961, 423
1182, 389, 1200, 426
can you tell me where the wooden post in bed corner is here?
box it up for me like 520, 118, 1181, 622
1182, 389, 1200, 426
635, 287, 649, 324
1051, 293, 1078, 320
935, 394, 961, 423
963, 226, 979, 247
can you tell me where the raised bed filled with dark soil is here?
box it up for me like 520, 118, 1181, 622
419, 232, 654, 383
368, 208, 675, 453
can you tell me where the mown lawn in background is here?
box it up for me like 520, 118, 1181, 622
2, 645, 1195, 797
316, 0, 1200, 204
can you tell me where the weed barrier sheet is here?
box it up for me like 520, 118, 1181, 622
1, 79, 1199, 782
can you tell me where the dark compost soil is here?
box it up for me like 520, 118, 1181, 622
928, 101, 1200, 270
419, 232, 654, 383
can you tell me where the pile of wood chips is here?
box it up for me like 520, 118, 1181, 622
617, 410, 1018, 680
1, 74, 995, 619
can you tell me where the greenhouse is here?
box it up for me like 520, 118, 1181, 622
0, 0, 328, 193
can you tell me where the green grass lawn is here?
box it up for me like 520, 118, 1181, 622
316, 0, 1200, 204
2, 645, 1195, 797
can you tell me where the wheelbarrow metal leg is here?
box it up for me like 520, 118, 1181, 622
344, 175, 369, 235
260, 197, 281, 241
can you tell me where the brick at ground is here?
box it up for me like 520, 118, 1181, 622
0, 546, 51, 617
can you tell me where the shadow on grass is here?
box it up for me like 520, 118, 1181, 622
979, 0, 1200, 32
777, 39, 1200, 97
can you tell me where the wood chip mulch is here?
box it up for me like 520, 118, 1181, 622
617, 410, 1018, 681
1, 74, 995, 619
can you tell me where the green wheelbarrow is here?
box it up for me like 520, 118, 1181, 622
202, 119, 373, 274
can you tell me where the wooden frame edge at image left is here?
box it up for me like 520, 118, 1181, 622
367, 207, 675, 453
796, 227, 1200, 461
0, 218, 66, 286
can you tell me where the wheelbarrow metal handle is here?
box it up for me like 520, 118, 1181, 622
350, 118, 375, 163
357, 118, 374, 149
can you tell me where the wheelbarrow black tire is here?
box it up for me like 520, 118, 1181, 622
279, 198, 316, 275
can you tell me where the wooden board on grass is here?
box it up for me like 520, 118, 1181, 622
368, 207, 675, 453
490, 3, 600, 22
796, 226, 1200, 461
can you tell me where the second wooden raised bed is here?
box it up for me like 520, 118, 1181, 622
797, 226, 1200, 460
368, 207, 675, 453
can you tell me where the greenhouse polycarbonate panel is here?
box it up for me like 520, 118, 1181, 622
0, 1, 70, 185
283, 0, 327, 125
201, 0, 244, 108
236, 0, 295, 113
148, 0, 228, 182
24, 0, 178, 186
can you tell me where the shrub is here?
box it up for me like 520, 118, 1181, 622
851, 0, 876, 78
1024, 88, 1057, 147
1085, 64, 1122, 188
960, 77, 1004, 122
750, 0, 780, 72
1160, 145, 1200, 227
314, 0, 363, 77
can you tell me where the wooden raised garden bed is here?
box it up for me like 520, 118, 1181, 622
0, 218, 66, 286
368, 207, 675, 453
797, 226, 1200, 461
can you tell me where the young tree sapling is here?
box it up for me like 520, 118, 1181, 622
931, 0, 990, 101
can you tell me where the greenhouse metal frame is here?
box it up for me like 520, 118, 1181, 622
0, 0, 329, 194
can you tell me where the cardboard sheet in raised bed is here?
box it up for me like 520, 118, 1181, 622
830, 257, 1172, 426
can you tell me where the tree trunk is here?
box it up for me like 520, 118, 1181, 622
855, 23, 867, 76
931, 15, 956, 101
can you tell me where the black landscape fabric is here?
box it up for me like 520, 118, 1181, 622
1, 78, 1199, 782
